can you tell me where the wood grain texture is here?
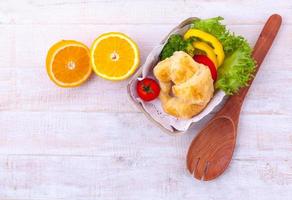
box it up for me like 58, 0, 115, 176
1, 0, 292, 25
0, 0, 292, 199
0, 25, 291, 113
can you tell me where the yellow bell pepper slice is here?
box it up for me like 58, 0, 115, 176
184, 29, 225, 66
193, 41, 218, 68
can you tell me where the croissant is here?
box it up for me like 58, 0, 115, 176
153, 51, 214, 119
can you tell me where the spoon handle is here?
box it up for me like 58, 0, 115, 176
218, 14, 282, 118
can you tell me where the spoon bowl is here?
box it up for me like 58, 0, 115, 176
187, 117, 235, 180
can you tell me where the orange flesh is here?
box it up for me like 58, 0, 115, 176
93, 37, 135, 77
51, 46, 90, 84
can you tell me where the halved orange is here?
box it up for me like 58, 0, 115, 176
90, 32, 140, 81
46, 40, 92, 87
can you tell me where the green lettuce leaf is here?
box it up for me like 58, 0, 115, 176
191, 17, 256, 94
215, 42, 255, 95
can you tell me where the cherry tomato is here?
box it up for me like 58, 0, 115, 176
193, 55, 217, 81
136, 78, 160, 101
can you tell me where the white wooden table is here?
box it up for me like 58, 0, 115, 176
0, 0, 292, 199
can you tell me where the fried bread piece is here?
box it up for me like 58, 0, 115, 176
153, 51, 214, 119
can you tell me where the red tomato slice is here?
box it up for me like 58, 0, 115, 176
193, 55, 217, 81
136, 78, 160, 101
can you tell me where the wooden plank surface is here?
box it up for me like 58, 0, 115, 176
0, 0, 292, 199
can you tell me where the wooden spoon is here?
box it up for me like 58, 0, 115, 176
186, 14, 282, 181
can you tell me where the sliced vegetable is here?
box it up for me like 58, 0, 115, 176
193, 41, 218, 68
184, 29, 225, 66
191, 17, 256, 95
136, 78, 160, 101
193, 55, 217, 81
191, 17, 244, 56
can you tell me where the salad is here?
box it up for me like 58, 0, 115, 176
160, 17, 256, 95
